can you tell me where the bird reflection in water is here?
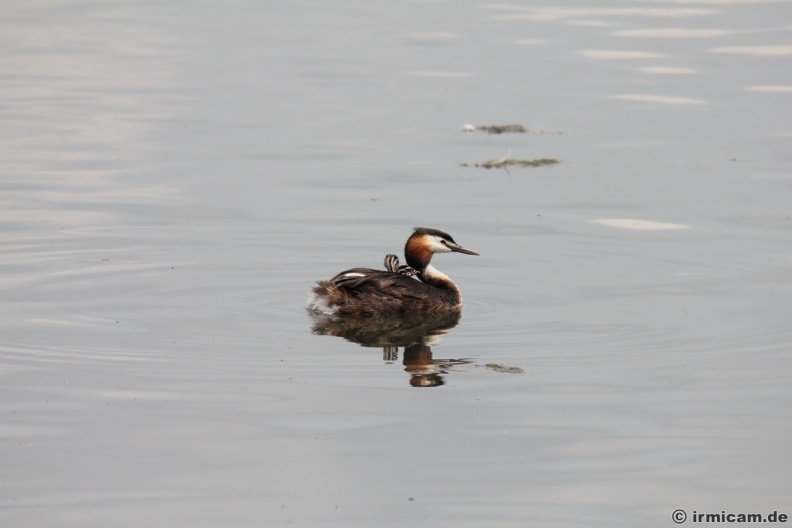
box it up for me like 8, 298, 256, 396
310, 310, 471, 387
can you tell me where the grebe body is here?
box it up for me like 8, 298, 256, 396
308, 227, 479, 316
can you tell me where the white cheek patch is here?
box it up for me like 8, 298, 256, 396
428, 236, 452, 253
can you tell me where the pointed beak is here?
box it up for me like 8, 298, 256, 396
448, 243, 479, 256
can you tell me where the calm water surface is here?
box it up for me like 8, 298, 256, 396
1, 1, 791, 526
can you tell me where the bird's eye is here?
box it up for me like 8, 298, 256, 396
440, 240, 448, 245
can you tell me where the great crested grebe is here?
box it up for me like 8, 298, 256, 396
308, 227, 479, 315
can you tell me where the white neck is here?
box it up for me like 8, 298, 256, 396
423, 264, 449, 283
421, 264, 462, 306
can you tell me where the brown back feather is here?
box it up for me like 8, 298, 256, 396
316, 269, 455, 315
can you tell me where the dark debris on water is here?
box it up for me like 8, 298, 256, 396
460, 158, 560, 169
475, 124, 527, 134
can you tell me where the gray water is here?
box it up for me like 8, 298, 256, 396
2, 1, 791, 526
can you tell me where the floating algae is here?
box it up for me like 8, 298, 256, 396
476, 124, 527, 134
460, 158, 559, 169
481, 363, 525, 374
481, 158, 558, 169
462, 124, 565, 135
459, 128, 561, 169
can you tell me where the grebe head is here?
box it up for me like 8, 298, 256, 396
405, 227, 479, 271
